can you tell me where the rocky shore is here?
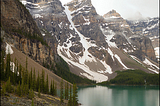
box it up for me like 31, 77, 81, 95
1, 91, 68, 106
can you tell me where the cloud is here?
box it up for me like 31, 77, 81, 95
92, 0, 159, 19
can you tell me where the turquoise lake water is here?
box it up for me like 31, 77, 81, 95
78, 85, 159, 106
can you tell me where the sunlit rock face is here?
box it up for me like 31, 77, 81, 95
21, 0, 159, 82
1, 0, 55, 68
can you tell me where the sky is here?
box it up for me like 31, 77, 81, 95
60, 0, 159, 19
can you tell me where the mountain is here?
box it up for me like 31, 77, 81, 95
1, 0, 56, 68
19, 0, 159, 83
126, 18, 159, 61
1, 0, 94, 85
1, 0, 71, 87
103, 9, 122, 19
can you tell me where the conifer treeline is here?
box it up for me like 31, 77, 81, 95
0, 51, 78, 105
0, 53, 58, 97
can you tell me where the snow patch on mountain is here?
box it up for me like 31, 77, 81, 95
10, 62, 16, 73
114, 54, 128, 69
83, 16, 90, 25
100, 26, 117, 48
42, 33, 45, 36
142, 21, 159, 32
6, 43, 13, 55
130, 55, 144, 67
55, 5, 116, 82
107, 48, 115, 61
71, 5, 92, 15
21, 0, 27, 5
58, 22, 63, 29
64, 5, 97, 64
58, 45, 108, 83
33, 14, 43, 18
100, 24, 130, 69
154, 47, 159, 61
100, 60, 112, 74
143, 58, 159, 74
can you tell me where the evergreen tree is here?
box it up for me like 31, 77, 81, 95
11, 58, 17, 85
24, 57, 28, 85
5, 53, 11, 80
40, 70, 45, 93
60, 79, 64, 104
0, 50, 2, 80
65, 83, 69, 100
13, 60, 18, 85
38, 87, 41, 98
52, 79, 55, 96
22, 68, 25, 85
29, 68, 33, 89
66, 83, 69, 99
16, 61, 19, 83
26, 57, 28, 71
17, 81, 21, 96
19, 64, 22, 84
36, 71, 40, 92
54, 82, 57, 96
32, 68, 36, 91
12, 68, 15, 85
28, 89, 34, 99
1, 55, 5, 81
21, 73, 25, 96
45, 74, 49, 94
21, 73, 29, 96
68, 85, 72, 106
50, 80, 53, 95
1, 83, 6, 96
24, 84, 29, 96
5, 77, 12, 93
65, 83, 67, 99
0, 50, 5, 81
73, 84, 78, 106
31, 98, 34, 106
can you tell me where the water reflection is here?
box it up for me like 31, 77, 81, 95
78, 85, 159, 106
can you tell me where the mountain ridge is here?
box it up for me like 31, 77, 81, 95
19, 0, 159, 82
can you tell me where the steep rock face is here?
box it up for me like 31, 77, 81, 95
1, 0, 41, 37
62, 0, 158, 80
66, 0, 107, 47
129, 36, 156, 60
126, 18, 159, 37
24, 0, 64, 15
102, 10, 157, 62
1, 0, 55, 67
21, 0, 159, 82
22, 0, 80, 49
126, 18, 159, 61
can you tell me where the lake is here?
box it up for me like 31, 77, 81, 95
78, 85, 159, 106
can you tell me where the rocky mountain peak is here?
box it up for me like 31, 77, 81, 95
21, 0, 64, 16
19, 0, 159, 82
103, 9, 122, 19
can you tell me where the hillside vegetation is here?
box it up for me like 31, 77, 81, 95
53, 56, 96, 84
98, 69, 159, 85
0, 49, 79, 106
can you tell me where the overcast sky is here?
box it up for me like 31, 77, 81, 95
60, 0, 159, 19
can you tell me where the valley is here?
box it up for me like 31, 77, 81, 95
0, 0, 159, 106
